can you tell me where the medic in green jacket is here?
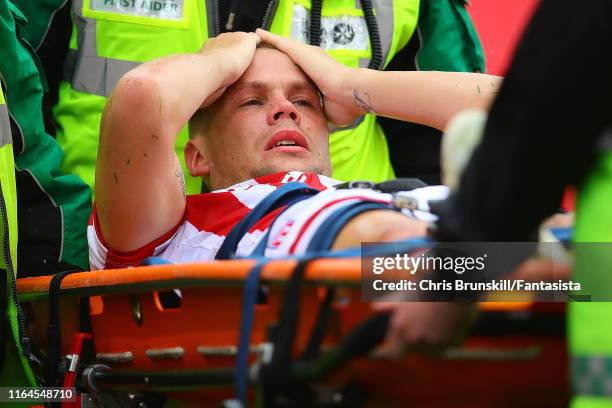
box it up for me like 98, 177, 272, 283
0, 0, 92, 399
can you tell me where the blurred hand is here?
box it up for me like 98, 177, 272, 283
372, 301, 478, 357
256, 28, 362, 127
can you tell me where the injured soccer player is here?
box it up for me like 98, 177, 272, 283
91, 30, 502, 353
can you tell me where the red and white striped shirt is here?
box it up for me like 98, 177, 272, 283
88, 171, 447, 270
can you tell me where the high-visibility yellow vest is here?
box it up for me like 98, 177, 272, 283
55, 0, 419, 194
0, 84, 38, 396
569, 152, 612, 408
0, 89, 17, 275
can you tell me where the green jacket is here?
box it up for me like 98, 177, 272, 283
0, 0, 91, 276
417, 0, 484, 72
1, 0, 92, 399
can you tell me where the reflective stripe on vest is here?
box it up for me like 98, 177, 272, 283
0, 103, 10, 148
573, 356, 612, 398
361, 0, 394, 69
0, 90, 15, 267
64, 0, 210, 96
64, 0, 140, 96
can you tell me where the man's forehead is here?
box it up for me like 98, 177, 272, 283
231, 48, 319, 93
231, 79, 318, 94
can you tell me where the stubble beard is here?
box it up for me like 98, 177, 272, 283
251, 163, 329, 179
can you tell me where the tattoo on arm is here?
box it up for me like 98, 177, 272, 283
353, 90, 375, 114
175, 166, 186, 199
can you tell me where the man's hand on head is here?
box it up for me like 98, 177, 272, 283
256, 28, 363, 127
199, 32, 262, 107
96, 31, 263, 253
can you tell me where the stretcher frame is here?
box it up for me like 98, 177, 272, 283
16, 259, 568, 407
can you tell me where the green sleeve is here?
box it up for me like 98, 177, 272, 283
8, 0, 65, 49
416, 0, 485, 72
2, 0, 91, 273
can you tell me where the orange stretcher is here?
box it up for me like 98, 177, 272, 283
16, 259, 569, 407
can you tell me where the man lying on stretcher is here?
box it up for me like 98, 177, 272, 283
90, 30, 502, 353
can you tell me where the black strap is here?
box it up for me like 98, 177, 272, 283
79, 297, 92, 333
46, 268, 81, 387
374, 178, 427, 193
306, 201, 391, 252
261, 261, 391, 405
338, 312, 390, 360
300, 287, 335, 360
261, 259, 310, 406
334, 178, 427, 193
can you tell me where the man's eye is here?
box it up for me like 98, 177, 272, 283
241, 99, 261, 107
294, 99, 313, 107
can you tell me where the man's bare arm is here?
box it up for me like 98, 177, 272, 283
95, 32, 260, 252
346, 70, 500, 131
256, 29, 501, 131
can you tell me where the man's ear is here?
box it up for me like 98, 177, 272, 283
184, 139, 210, 177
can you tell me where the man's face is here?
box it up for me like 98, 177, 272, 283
199, 48, 331, 189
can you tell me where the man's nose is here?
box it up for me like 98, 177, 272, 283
268, 98, 301, 126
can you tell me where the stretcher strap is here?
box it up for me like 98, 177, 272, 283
334, 178, 427, 193
260, 259, 310, 406
306, 201, 392, 252
79, 297, 92, 334
235, 259, 266, 405
301, 287, 335, 360
46, 269, 82, 390
234, 177, 429, 259
249, 225, 432, 265
295, 237, 433, 261
141, 257, 172, 266
247, 189, 318, 258
250, 239, 431, 404
299, 202, 394, 361
216, 182, 318, 260
238, 202, 398, 402
338, 312, 391, 360
159, 240, 430, 405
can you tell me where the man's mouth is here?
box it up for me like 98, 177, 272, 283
265, 130, 309, 152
